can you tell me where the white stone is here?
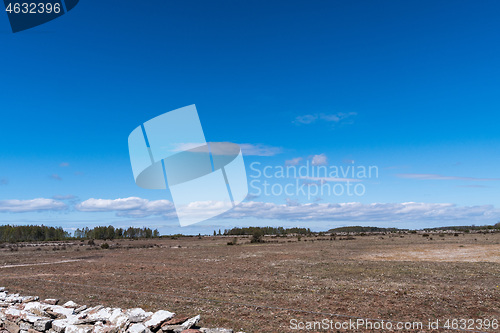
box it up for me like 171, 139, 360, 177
65, 324, 94, 333
24, 313, 45, 324
79, 305, 104, 317
144, 310, 174, 329
19, 321, 33, 330
88, 307, 113, 321
24, 301, 50, 313
34, 319, 53, 331
21, 296, 38, 303
92, 323, 119, 333
5, 294, 23, 303
5, 307, 24, 319
49, 305, 75, 317
180, 315, 200, 330
52, 319, 71, 333
63, 301, 80, 308
44, 299, 60, 305
74, 305, 87, 314
52, 315, 78, 333
125, 308, 152, 323
127, 323, 151, 333
109, 308, 129, 328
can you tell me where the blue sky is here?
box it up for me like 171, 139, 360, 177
1, 0, 499, 234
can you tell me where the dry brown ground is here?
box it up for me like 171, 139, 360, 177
1, 233, 499, 332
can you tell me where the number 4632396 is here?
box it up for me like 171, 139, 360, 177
5, 2, 61, 14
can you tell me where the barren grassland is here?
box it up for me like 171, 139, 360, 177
1, 233, 499, 332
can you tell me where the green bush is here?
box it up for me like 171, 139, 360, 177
251, 230, 264, 243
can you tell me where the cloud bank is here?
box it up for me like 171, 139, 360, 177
73, 197, 500, 224
294, 112, 357, 125
0, 198, 67, 213
2, 196, 497, 225
75, 197, 175, 218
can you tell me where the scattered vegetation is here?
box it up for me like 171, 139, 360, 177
250, 230, 264, 243
227, 237, 238, 246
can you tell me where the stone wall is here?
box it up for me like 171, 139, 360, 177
0, 288, 242, 333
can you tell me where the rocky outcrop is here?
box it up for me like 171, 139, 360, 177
0, 288, 243, 333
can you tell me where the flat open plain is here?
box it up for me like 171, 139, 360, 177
1, 233, 499, 332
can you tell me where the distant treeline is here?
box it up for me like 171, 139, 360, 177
0, 225, 160, 243
0, 225, 70, 243
328, 226, 404, 233
73, 226, 160, 240
223, 226, 312, 236
425, 223, 500, 232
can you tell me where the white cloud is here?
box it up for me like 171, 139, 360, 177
239, 144, 282, 156
0, 198, 67, 213
170, 142, 282, 156
285, 157, 303, 166
170, 143, 207, 152
311, 154, 328, 166
50, 174, 62, 181
221, 201, 499, 223
294, 114, 318, 124
294, 112, 357, 125
75, 197, 175, 218
397, 173, 500, 181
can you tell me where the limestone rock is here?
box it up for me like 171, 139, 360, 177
62, 302, 79, 309
65, 324, 93, 333
180, 316, 200, 330
126, 323, 151, 333
125, 309, 151, 323
143, 310, 174, 330
33, 319, 52, 331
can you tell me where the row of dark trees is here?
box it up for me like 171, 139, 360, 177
426, 223, 500, 232
0, 225, 160, 243
73, 226, 160, 240
328, 226, 403, 233
223, 226, 312, 236
0, 225, 70, 243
